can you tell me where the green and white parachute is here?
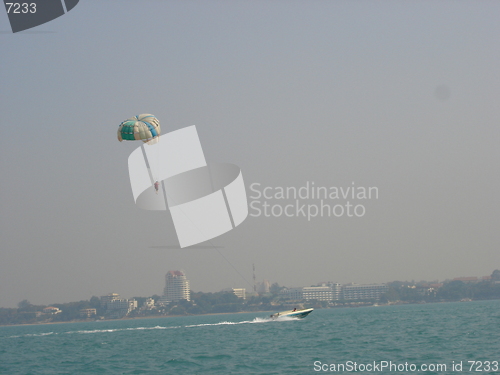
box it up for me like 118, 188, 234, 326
118, 114, 160, 144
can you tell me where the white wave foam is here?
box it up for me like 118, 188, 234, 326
8, 332, 55, 338
7, 316, 296, 338
66, 326, 179, 334
185, 316, 275, 328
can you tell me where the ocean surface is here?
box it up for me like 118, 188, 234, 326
1, 300, 499, 374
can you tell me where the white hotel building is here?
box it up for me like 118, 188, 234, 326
279, 282, 386, 302
161, 270, 191, 304
100, 293, 137, 318
342, 284, 388, 300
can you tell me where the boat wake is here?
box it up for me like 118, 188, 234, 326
7, 316, 298, 338
185, 317, 270, 328
183, 315, 299, 327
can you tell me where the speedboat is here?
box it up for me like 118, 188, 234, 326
270, 308, 313, 319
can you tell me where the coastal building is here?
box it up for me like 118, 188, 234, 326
302, 286, 334, 301
280, 283, 342, 302
79, 308, 97, 318
142, 298, 155, 310
100, 293, 120, 308
161, 270, 190, 304
257, 280, 270, 294
326, 283, 342, 300
43, 306, 61, 314
99, 293, 138, 318
342, 284, 388, 300
106, 299, 137, 319
232, 288, 246, 299
279, 287, 303, 300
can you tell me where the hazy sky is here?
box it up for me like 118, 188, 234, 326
1, 1, 499, 308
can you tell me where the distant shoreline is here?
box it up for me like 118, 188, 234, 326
3, 298, 500, 328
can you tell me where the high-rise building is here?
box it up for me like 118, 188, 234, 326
162, 270, 190, 303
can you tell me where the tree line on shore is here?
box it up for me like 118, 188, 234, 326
1, 270, 499, 326
381, 273, 500, 304
0, 292, 278, 326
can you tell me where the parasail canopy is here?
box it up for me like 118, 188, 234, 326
118, 114, 161, 144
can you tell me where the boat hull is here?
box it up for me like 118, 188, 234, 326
270, 308, 314, 319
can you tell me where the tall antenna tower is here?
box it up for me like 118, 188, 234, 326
253, 264, 256, 294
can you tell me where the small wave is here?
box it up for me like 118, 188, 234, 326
8, 332, 56, 338
273, 315, 300, 321
66, 326, 180, 334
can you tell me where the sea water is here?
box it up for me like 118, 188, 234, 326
1, 300, 499, 374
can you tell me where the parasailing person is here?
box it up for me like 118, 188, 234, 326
118, 113, 162, 192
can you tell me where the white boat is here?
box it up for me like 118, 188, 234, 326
270, 308, 314, 319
